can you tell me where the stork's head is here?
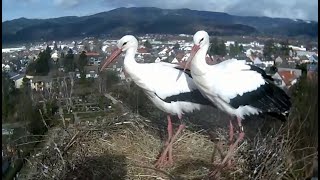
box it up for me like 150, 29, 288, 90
184, 30, 210, 71
100, 35, 138, 71
116, 35, 138, 51
193, 30, 210, 48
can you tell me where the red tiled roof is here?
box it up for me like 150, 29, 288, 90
278, 71, 296, 86
138, 48, 148, 53
85, 52, 100, 56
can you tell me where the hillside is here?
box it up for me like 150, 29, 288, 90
2, 7, 318, 44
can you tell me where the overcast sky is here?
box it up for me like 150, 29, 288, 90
3, 0, 318, 22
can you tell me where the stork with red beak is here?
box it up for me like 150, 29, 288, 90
100, 35, 216, 168
185, 30, 291, 168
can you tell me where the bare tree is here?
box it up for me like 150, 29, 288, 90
98, 71, 107, 94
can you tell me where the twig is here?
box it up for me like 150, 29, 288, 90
114, 121, 134, 125
16, 140, 47, 146
63, 131, 80, 154
131, 163, 176, 180
12, 135, 48, 143
133, 174, 166, 180
54, 143, 66, 168
39, 109, 49, 130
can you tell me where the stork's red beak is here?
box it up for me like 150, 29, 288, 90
184, 44, 200, 71
100, 48, 122, 71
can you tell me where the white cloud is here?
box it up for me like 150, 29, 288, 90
53, 0, 84, 8
101, 0, 318, 21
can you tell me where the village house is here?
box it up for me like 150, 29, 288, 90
29, 76, 52, 91
88, 57, 102, 66
75, 65, 99, 79
307, 54, 318, 63
307, 63, 318, 81
272, 68, 302, 89
51, 50, 60, 64
8, 72, 25, 89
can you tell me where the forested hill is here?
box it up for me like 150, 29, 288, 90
3, 7, 318, 44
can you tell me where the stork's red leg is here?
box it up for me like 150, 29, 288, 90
155, 115, 185, 168
221, 116, 245, 165
167, 115, 173, 165
163, 123, 186, 163
155, 115, 173, 167
227, 119, 235, 166
167, 114, 184, 164
210, 116, 245, 177
229, 119, 234, 142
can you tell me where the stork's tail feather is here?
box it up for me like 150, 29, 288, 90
266, 111, 290, 122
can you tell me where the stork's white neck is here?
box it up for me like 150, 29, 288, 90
123, 47, 139, 77
190, 44, 210, 76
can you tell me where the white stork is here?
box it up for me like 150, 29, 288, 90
100, 35, 215, 168
185, 30, 291, 165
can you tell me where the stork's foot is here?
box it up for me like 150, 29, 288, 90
209, 131, 245, 178
155, 115, 174, 168
155, 143, 173, 168
221, 131, 244, 165
155, 124, 185, 168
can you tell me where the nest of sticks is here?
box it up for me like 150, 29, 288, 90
19, 104, 317, 180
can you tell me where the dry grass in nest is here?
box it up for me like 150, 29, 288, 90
19, 80, 318, 180
19, 110, 252, 180
18, 110, 318, 180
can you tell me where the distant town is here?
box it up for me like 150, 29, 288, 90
2, 33, 318, 179
2, 34, 318, 91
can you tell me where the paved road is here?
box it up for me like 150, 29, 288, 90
2, 122, 29, 129
104, 93, 119, 104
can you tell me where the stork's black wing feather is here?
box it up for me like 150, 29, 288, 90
229, 81, 291, 120
246, 65, 274, 82
174, 67, 192, 78
155, 89, 213, 106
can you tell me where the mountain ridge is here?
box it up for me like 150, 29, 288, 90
2, 7, 318, 44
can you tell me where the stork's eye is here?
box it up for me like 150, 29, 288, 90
123, 42, 128, 46
200, 38, 204, 43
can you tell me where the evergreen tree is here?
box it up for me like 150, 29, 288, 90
229, 44, 236, 57
217, 40, 227, 56
78, 51, 88, 69
173, 43, 180, 50
2, 73, 17, 120
234, 41, 240, 55
78, 51, 88, 81
279, 40, 290, 57
63, 48, 76, 72
144, 40, 152, 49
239, 44, 244, 52
263, 40, 276, 59
26, 46, 51, 75
210, 38, 226, 56
209, 38, 219, 55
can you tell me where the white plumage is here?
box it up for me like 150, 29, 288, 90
193, 58, 267, 118
186, 30, 291, 120
185, 30, 291, 170
100, 35, 214, 168
129, 62, 209, 115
